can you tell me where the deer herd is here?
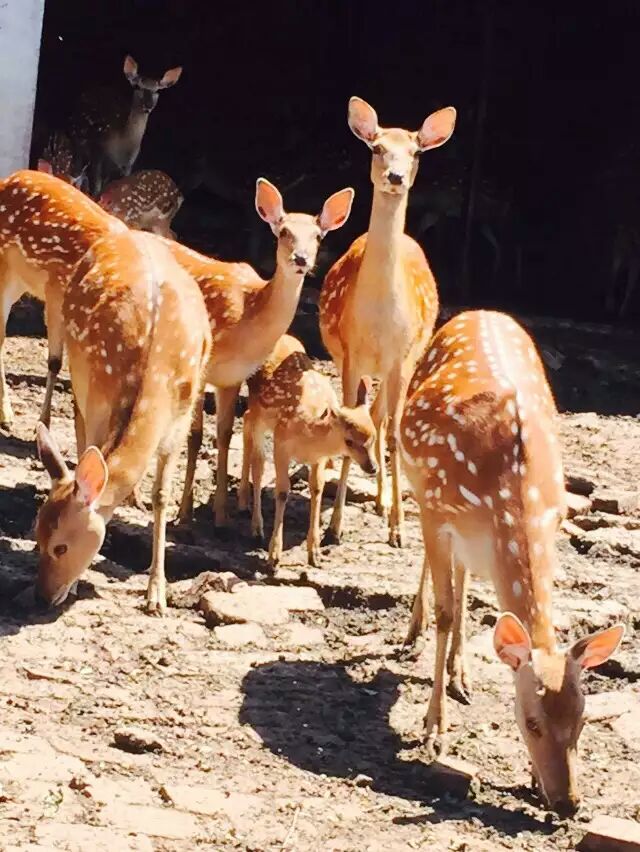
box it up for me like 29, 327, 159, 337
0, 56, 627, 817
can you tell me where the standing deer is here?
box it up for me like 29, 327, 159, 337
400, 309, 625, 815
320, 97, 455, 547
0, 171, 211, 613
238, 334, 376, 567
99, 169, 183, 239
170, 178, 354, 529
70, 56, 182, 197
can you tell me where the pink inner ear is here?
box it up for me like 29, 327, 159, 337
418, 107, 456, 150
255, 180, 284, 225
38, 159, 53, 175
75, 448, 107, 508
348, 98, 379, 142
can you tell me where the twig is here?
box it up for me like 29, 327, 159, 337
280, 805, 301, 851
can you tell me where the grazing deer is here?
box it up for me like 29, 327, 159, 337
237, 334, 376, 567
0, 170, 211, 613
319, 97, 455, 548
171, 178, 354, 529
99, 169, 183, 239
38, 130, 88, 191
70, 56, 182, 197
400, 309, 625, 815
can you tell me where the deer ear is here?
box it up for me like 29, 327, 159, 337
319, 188, 354, 233
37, 159, 53, 175
159, 66, 183, 89
570, 624, 625, 670
123, 55, 139, 83
356, 376, 373, 407
494, 612, 532, 671
74, 447, 108, 509
348, 97, 379, 144
36, 423, 70, 484
255, 178, 285, 231
417, 107, 457, 151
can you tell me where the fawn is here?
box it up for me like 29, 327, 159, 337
320, 97, 455, 548
70, 56, 182, 197
0, 170, 210, 613
99, 169, 183, 239
169, 177, 354, 529
238, 334, 377, 567
400, 309, 625, 815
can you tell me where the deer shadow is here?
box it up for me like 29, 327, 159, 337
240, 659, 556, 838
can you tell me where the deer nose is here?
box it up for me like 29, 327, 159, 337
551, 796, 580, 818
387, 171, 404, 186
293, 254, 308, 268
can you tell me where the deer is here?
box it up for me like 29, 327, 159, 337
0, 170, 211, 613
37, 130, 89, 191
237, 334, 377, 567
400, 308, 626, 816
319, 97, 455, 549
170, 178, 355, 530
99, 169, 183, 239
70, 56, 182, 198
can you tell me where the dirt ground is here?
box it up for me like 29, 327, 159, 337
0, 314, 639, 851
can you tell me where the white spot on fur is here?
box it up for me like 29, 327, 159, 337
459, 484, 481, 506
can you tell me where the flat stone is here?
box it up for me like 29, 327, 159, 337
611, 711, 640, 750
0, 751, 86, 785
78, 775, 158, 806
591, 490, 640, 516
280, 623, 325, 647
428, 756, 478, 799
214, 623, 268, 647
566, 470, 597, 497
569, 412, 600, 429
160, 783, 260, 821
35, 824, 153, 852
200, 584, 323, 628
100, 802, 201, 839
586, 691, 639, 722
566, 492, 593, 518
169, 571, 246, 609
553, 596, 627, 632
577, 815, 640, 851
573, 527, 640, 560
113, 727, 166, 754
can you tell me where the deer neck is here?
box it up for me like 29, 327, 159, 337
496, 554, 557, 653
359, 189, 409, 289
242, 263, 304, 349
122, 102, 150, 149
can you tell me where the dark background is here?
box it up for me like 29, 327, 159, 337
32, 0, 640, 321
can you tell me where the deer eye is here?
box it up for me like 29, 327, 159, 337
279, 227, 292, 240
345, 438, 355, 449
54, 544, 68, 558
371, 144, 384, 156
526, 718, 542, 737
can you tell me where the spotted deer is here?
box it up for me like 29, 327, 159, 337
171, 178, 354, 529
400, 309, 625, 815
70, 56, 182, 197
99, 170, 183, 239
319, 97, 455, 548
0, 171, 210, 612
38, 130, 88, 191
237, 334, 376, 567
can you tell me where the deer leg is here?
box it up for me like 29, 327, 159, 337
0, 278, 25, 429
371, 383, 390, 518
405, 503, 433, 646
268, 436, 290, 568
73, 397, 86, 457
213, 384, 240, 529
447, 560, 472, 704
620, 257, 640, 318
249, 420, 267, 543
146, 444, 181, 616
177, 392, 204, 523
307, 459, 326, 568
423, 528, 454, 756
40, 288, 65, 428
386, 364, 409, 548
326, 359, 359, 543
237, 407, 254, 515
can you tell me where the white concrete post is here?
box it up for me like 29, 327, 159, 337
0, 0, 45, 177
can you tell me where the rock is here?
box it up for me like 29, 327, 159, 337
566, 492, 593, 518
569, 412, 600, 429
591, 490, 640, 516
101, 802, 201, 840
540, 346, 565, 371
352, 773, 373, 788
553, 596, 627, 632
428, 756, 478, 799
280, 623, 325, 647
213, 623, 267, 647
35, 823, 153, 852
570, 527, 640, 561
573, 514, 640, 533
566, 471, 597, 497
168, 571, 246, 609
160, 783, 259, 820
577, 815, 640, 851
113, 727, 166, 754
611, 712, 640, 750
585, 691, 639, 722
200, 584, 324, 628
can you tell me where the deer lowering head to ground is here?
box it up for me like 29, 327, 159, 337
99, 169, 183, 239
400, 309, 625, 815
70, 56, 182, 197
319, 97, 455, 548
169, 177, 354, 529
237, 334, 376, 568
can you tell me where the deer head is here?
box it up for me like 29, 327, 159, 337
123, 55, 183, 115
38, 131, 88, 191
348, 96, 456, 195
494, 612, 625, 816
255, 178, 354, 276
335, 376, 377, 474
35, 424, 108, 607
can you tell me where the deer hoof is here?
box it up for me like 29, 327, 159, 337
425, 729, 449, 760
388, 527, 405, 548
447, 677, 473, 706
322, 527, 341, 546
307, 547, 322, 568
